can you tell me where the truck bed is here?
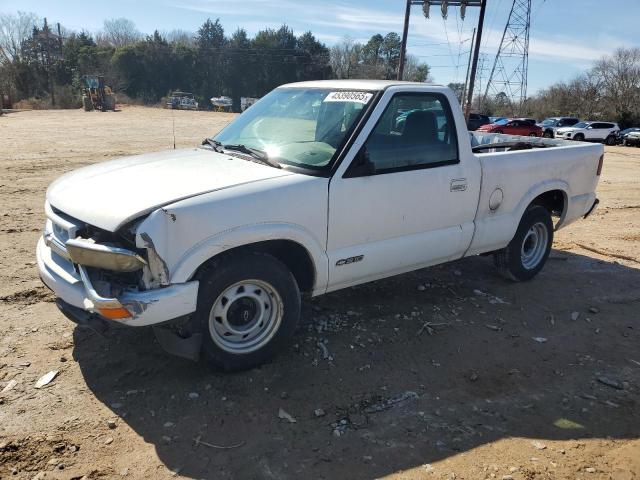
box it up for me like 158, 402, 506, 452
466, 132, 603, 256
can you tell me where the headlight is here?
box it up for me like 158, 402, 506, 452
66, 238, 146, 272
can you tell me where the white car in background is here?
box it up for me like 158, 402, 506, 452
555, 121, 620, 145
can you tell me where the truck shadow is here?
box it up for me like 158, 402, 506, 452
72, 249, 640, 479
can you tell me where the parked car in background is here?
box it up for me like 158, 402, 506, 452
517, 117, 538, 125
624, 131, 640, 146
555, 121, 620, 145
467, 113, 491, 131
537, 117, 581, 138
167, 91, 198, 110
618, 127, 640, 145
477, 118, 542, 137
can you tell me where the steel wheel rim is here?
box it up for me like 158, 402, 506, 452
521, 222, 548, 270
208, 279, 283, 354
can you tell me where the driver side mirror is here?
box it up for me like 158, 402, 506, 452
344, 146, 376, 178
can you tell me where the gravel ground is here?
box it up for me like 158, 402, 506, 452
0, 106, 639, 480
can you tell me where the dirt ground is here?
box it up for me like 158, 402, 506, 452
0, 106, 639, 480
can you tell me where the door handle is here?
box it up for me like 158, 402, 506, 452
450, 178, 467, 192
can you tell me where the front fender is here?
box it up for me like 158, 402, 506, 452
169, 222, 329, 295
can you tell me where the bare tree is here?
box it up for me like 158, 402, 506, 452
0, 11, 39, 62
403, 55, 432, 82
163, 29, 194, 46
592, 47, 640, 119
98, 18, 141, 47
329, 37, 360, 79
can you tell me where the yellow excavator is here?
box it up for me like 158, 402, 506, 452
82, 75, 116, 112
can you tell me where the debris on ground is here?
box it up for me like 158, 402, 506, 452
532, 440, 547, 450
194, 436, 245, 450
597, 375, 624, 390
34, 370, 58, 389
473, 289, 510, 304
417, 321, 449, 336
1, 379, 17, 394
314, 408, 326, 417
532, 337, 547, 343
363, 391, 419, 414
278, 408, 297, 423
332, 419, 349, 437
571, 311, 580, 321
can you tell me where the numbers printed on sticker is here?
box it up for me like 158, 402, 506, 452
324, 91, 373, 104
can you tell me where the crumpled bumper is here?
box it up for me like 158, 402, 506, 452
37, 236, 199, 327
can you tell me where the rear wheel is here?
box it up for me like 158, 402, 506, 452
494, 129, 503, 134
573, 133, 585, 141
543, 130, 553, 138
605, 135, 616, 146
529, 132, 538, 137
193, 251, 301, 371
494, 205, 553, 281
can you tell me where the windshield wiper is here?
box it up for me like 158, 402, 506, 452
201, 138, 225, 153
222, 144, 281, 169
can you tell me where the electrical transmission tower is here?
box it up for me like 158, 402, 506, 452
483, 0, 532, 115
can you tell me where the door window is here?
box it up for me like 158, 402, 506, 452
357, 93, 459, 174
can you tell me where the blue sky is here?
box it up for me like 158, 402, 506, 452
2, 0, 638, 94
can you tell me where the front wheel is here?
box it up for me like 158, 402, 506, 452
605, 135, 616, 146
494, 205, 553, 281
193, 251, 301, 371
573, 133, 585, 141
543, 130, 553, 138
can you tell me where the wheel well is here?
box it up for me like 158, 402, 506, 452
194, 240, 316, 293
529, 190, 566, 218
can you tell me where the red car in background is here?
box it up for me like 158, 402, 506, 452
477, 118, 542, 137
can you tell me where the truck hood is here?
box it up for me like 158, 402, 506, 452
47, 148, 293, 232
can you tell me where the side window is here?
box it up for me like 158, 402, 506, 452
359, 93, 459, 174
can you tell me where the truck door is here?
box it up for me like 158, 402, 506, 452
326, 89, 480, 291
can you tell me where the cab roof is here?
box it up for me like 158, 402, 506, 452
278, 79, 442, 91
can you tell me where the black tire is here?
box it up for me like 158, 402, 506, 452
494, 205, 553, 282
605, 135, 616, 146
528, 132, 538, 137
543, 130, 553, 138
193, 251, 301, 371
573, 133, 584, 141
494, 129, 503, 134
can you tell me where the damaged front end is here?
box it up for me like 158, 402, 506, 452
38, 202, 201, 359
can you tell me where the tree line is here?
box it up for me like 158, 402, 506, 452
0, 13, 430, 111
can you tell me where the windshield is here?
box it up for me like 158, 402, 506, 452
573, 122, 588, 129
540, 118, 558, 126
213, 87, 374, 170
493, 119, 509, 125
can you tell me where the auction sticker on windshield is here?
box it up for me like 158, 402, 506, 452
324, 91, 373, 104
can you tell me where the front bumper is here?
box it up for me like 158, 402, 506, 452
37, 236, 199, 327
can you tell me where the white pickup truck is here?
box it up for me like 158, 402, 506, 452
38, 80, 603, 370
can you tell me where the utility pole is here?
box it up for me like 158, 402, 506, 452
397, 0, 412, 80
464, 0, 487, 119
397, 1, 486, 115
460, 27, 476, 106
43, 18, 55, 107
